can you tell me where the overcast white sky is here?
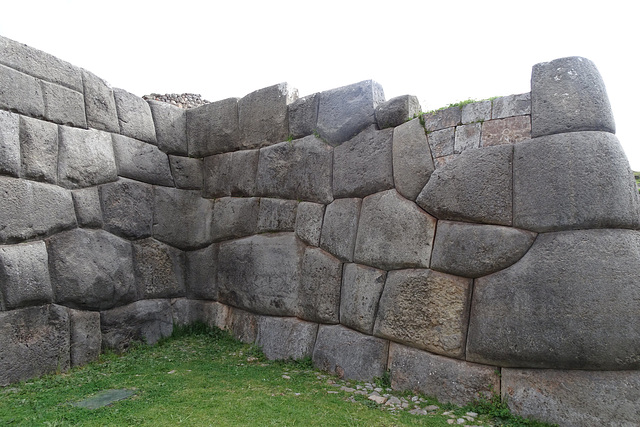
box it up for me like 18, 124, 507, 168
1, 1, 638, 168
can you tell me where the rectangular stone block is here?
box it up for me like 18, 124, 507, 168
148, 100, 187, 155
256, 316, 318, 360
339, 263, 386, 335
82, 69, 120, 133
71, 187, 103, 228
229, 149, 259, 196
491, 93, 531, 119
481, 116, 531, 147
41, 80, 86, 128
171, 299, 230, 330
0, 241, 54, 310
169, 155, 202, 190
288, 93, 319, 139
203, 152, 232, 198
0, 110, 20, 177
212, 197, 260, 241
319, 198, 361, 262
133, 238, 185, 299
112, 134, 174, 186
69, 308, 101, 367
392, 118, 434, 201
461, 100, 491, 124
227, 306, 259, 344
0, 64, 44, 118
294, 201, 325, 247
187, 97, 239, 157
185, 244, 218, 300
427, 127, 455, 158
257, 198, 298, 232
19, 115, 59, 184
454, 123, 481, 154
100, 178, 153, 239
423, 106, 461, 131
375, 95, 421, 129
298, 247, 343, 324
113, 88, 157, 144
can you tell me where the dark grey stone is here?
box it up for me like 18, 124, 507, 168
171, 299, 230, 330
227, 307, 259, 344
71, 187, 103, 228
0, 241, 53, 310
288, 93, 319, 138
133, 238, 185, 299
202, 152, 232, 198
392, 118, 434, 200
68, 308, 101, 367
186, 98, 239, 156
147, 100, 187, 155
319, 198, 361, 262
491, 93, 531, 119
41, 80, 86, 127
169, 155, 202, 190
339, 263, 386, 335
81, 69, 120, 133
375, 95, 421, 129
113, 88, 157, 144
257, 198, 298, 232
0, 64, 44, 118
229, 149, 259, 196
112, 134, 174, 186
461, 100, 491, 124
423, 106, 461, 131
99, 178, 153, 239
19, 116, 58, 184
0, 110, 20, 177
185, 244, 218, 300
298, 247, 343, 324
256, 316, 318, 360
212, 197, 260, 241
294, 201, 325, 247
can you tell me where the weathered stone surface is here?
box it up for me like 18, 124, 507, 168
298, 247, 343, 324
467, 229, 640, 370
461, 100, 491, 124
354, 190, 436, 270
185, 244, 218, 300
313, 324, 389, 381
416, 144, 513, 226
502, 368, 640, 427
316, 80, 385, 145
294, 201, 325, 247
112, 134, 174, 186
133, 238, 185, 299
229, 149, 259, 196
374, 269, 472, 358
57, 126, 118, 189
41, 80, 86, 127
239, 83, 297, 149
256, 316, 318, 360
339, 263, 386, 335
288, 93, 318, 138
491, 93, 531, 119
169, 155, 202, 190
113, 88, 157, 143
19, 116, 58, 183
256, 135, 333, 204
333, 126, 394, 198
202, 152, 232, 198
68, 308, 101, 367
187, 97, 239, 156
212, 197, 260, 241
427, 127, 455, 157
430, 221, 537, 278
389, 343, 500, 406
0, 110, 20, 177
99, 178, 153, 239
82, 69, 120, 133
0, 241, 53, 310
433, 154, 457, 168
171, 299, 230, 330
0, 304, 69, 386
217, 233, 304, 316
47, 228, 136, 310
392, 118, 434, 200
454, 122, 481, 154
423, 106, 461, 131
227, 306, 259, 344
100, 299, 173, 352
514, 131, 639, 232
319, 198, 361, 261
481, 116, 531, 147
71, 187, 103, 228
0, 64, 44, 118
0, 176, 76, 244
375, 95, 421, 129
147, 100, 187, 155
531, 56, 615, 137
257, 198, 298, 232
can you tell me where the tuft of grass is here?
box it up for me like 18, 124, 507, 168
464, 388, 558, 427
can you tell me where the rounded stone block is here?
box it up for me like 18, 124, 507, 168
256, 316, 319, 361
339, 263, 386, 335
392, 118, 435, 200
0, 64, 45, 118
375, 95, 421, 129
0, 241, 53, 310
41, 80, 86, 128
211, 197, 260, 242
298, 247, 343, 324
319, 198, 361, 262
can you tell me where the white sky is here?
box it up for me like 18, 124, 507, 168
1, 0, 638, 168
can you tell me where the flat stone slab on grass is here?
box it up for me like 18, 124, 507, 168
72, 389, 136, 409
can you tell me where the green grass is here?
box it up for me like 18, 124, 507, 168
0, 324, 555, 426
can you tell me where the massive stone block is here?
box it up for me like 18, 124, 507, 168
185, 244, 218, 300
169, 155, 202, 190
0, 63, 45, 118
203, 152, 233, 198
392, 118, 434, 200
319, 198, 361, 262
354, 190, 436, 270
171, 299, 230, 330
68, 308, 101, 367
298, 247, 343, 324
71, 187, 103, 228
99, 178, 153, 239
19, 116, 58, 184
257, 198, 298, 232
113, 88, 157, 144
187, 97, 239, 156
373, 269, 472, 359
211, 197, 260, 241
229, 149, 259, 196
288, 93, 318, 139
82, 69, 120, 133
481, 115, 531, 147
467, 229, 640, 370
112, 134, 174, 186
491, 93, 531, 119
0, 110, 20, 177
294, 201, 325, 247
147, 100, 187, 155
133, 238, 185, 299
513, 131, 639, 232
461, 100, 491, 124
256, 316, 318, 360
423, 106, 461, 132
227, 306, 259, 344
375, 95, 421, 129
41, 80, 86, 128
0, 241, 53, 310
531, 56, 615, 137
47, 228, 136, 310
339, 263, 386, 335
427, 127, 455, 158
454, 122, 481, 154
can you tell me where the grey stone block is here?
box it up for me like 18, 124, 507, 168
389, 343, 500, 406
294, 201, 325, 246
112, 134, 174, 186
461, 100, 491, 124
187, 97, 239, 157
0, 110, 20, 177
19, 116, 58, 184
169, 155, 202, 190
319, 198, 361, 262
47, 228, 136, 310
491, 93, 531, 119
430, 221, 537, 278
238, 83, 297, 149
416, 144, 513, 226
333, 126, 394, 198
514, 131, 639, 232
423, 106, 461, 131
69, 308, 101, 367
256, 316, 319, 360
147, 100, 187, 155
373, 269, 472, 359
133, 238, 185, 299
0, 241, 53, 310
71, 187, 103, 228
339, 263, 386, 335
312, 324, 389, 381
375, 95, 421, 129
113, 88, 157, 144
229, 149, 259, 196
171, 299, 230, 330
99, 178, 153, 239
298, 247, 343, 324
0, 304, 70, 386
217, 233, 304, 316
41, 80, 86, 128
81, 69, 120, 133
256, 135, 333, 204
185, 244, 218, 300
481, 116, 531, 147
57, 126, 118, 189
354, 190, 436, 270
0, 176, 76, 244
202, 152, 232, 198
288, 93, 319, 138
316, 80, 385, 145
257, 198, 298, 232
427, 127, 455, 158
100, 299, 173, 352
227, 307, 259, 344
212, 197, 260, 241
454, 122, 481, 154
392, 118, 434, 200
531, 56, 615, 137
0, 64, 44, 118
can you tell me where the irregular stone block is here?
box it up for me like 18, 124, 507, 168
319, 198, 361, 261
187, 97, 239, 156
294, 201, 325, 247
171, 299, 226, 328
71, 187, 103, 228
202, 152, 232, 198
47, 229, 136, 310
454, 122, 481, 154
99, 178, 153, 239
257, 198, 298, 232
433, 154, 457, 168
227, 306, 259, 343
298, 247, 343, 323
316, 80, 385, 145
373, 269, 472, 358
133, 238, 185, 299
531, 56, 615, 137
339, 263, 386, 335
312, 324, 389, 381
0, 64, 44, 118
430, 221, 536, 278
389, 343, 500, 406
169, 155, 202, 190
212, 197, 260, 241
113, 88, 157, 144
427, 127, 455, 157
467, 229, 640, 370
185, 244, 218, 300
19, 116, 58, 184
256, 135, 333, 204
0, 176, 76, 244
147, 100, 187, 155
288, 93, 318, 138
333, 126, 394, 198
82, 69, 120, 133
69, 308, 101, 367
0, 241, 53, 310
238, 83, 297, 149
57, 126, 118, 189
229, 149, 259, 196
416, 144, 513, 226
481, 116, 531, 147
41, 80, 86, 127
0, 110, 20, 177
354, 190, 436, 270
375, 95, 421, 129
491, 93, 531, 119
217, 233, 304, 316
112, 134, 174, 186
392, 118, 434, 200
101, 299, 173, 352
0, 304, 70, 386
461, 100, 491, 124
423, 106, 461, 132
256, 316, 319, 360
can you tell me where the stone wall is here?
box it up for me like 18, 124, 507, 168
1, 35, 639, 426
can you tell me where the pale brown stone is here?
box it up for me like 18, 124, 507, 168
481, 116, 531, 147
